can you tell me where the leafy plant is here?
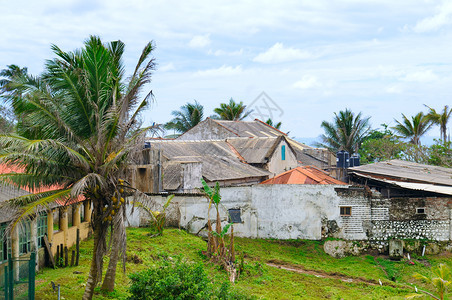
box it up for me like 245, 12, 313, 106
134, 194, 174, 236
200, 178, 237, 283
407, 264, 452, 300
128, 259, 250, 300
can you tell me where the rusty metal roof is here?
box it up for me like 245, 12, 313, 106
349, 159, 452, 186
214, 119, 286, 138
226, 137, 283, 164
148, 140, 271, 184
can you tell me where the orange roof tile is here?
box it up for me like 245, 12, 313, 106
260, 166, 346, 185
0, 164, 84, 205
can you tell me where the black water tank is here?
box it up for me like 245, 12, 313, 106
336, 150, 349, 168
144, 142, 151, 149
349, 153, 360, 167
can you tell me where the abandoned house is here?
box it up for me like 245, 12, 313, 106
0, 164, 92, 271
176, 118, 336, 172
129, 159, 452, 256
128, 135, 304, 193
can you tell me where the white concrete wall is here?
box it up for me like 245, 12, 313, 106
130, 184, 347, 240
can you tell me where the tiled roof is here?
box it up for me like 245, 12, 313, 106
260, 166, 346, 185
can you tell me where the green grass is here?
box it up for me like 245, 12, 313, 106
34, 228, 452, 299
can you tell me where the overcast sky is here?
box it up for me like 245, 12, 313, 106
1, 0, 451, 140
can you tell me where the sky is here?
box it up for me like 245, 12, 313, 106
1, 0, 452, 141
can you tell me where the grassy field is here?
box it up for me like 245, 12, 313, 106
35, 228, 452, 299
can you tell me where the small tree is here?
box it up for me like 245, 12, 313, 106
407, 264, 452, 300
200, 179, 237, 283
134, 194, 174, 236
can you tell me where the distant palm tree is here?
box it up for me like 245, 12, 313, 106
392, 112, 432, 145
213, 98, 252, 121
425, 105, 451, 144
265, 118, 282, 130
0, 64, 28, 94
165, 101, 204, 133
317, 109, 371, 154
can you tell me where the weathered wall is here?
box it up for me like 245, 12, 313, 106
266, 139, 298, 177
127, 185, 452, 244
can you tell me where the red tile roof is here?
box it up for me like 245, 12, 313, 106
0, 164, 84, 205
260, 166, 346, 185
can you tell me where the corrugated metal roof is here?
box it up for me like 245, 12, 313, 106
352, 173, 452, 196
226, 137, 280, 164
349, 159, 452, 186
147, 140, 271, 184
260, 166, 346, 185
214, 119, 284, 138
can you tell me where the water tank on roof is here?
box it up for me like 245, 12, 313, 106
349, 153, 360, 167
336, 150, 349, 168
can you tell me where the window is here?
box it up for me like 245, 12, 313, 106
228, 209, 242, 223
281, 145, 286, 161
18, 220, 31, 255
37, 214, 47, 248
416, 207, 426, 214
340, 206, 352, 216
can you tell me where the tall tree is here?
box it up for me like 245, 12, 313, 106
392, 112, 432, 145
265, 118, 282, 130
164, 101, 204, 133
425, 105, 451, 144
317, 109, 371, 154
0, 36, 156, 299
213, 98, 252, 121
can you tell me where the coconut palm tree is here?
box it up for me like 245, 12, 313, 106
317, 109, 371, 154
265, 118, 282, 130
0, 36, 156, 299
213, 98, 252, 121
164, 101, 204, 133
0, 64, 28, 94
392, 112, 432, 145
425, 105, 451, 144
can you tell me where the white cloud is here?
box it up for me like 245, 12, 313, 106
211, 49, 244, 56
188, 34, 211, 48
385, 85, 403, 94
253, 43, 316, 64
193, 65, 243, 77
159, 62, 175, 72
293, 75, 320, 89
413, 1, 452, 32
400, 70, 438, 82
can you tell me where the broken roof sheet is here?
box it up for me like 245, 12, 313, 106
260, 166, 346, 185
349, 159, 452, 187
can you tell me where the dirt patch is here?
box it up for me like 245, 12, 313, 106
266, 260, 399, 288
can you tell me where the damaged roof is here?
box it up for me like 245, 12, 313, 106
260, 166, 346, 185
226, 136, 285, 164
148, 140, 271, 187
349, 159, 452, 187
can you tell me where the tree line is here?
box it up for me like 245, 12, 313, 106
163, 99, 281, 135
317, 107, 451, 167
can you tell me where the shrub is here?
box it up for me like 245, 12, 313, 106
128, 259, 251, 300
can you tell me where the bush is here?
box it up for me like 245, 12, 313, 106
128, 259, 251, 300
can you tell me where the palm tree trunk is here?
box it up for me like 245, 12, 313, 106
83, 223, 101, 300
101, 212, 124, 292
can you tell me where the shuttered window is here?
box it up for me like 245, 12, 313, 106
281, 145, 286, 161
